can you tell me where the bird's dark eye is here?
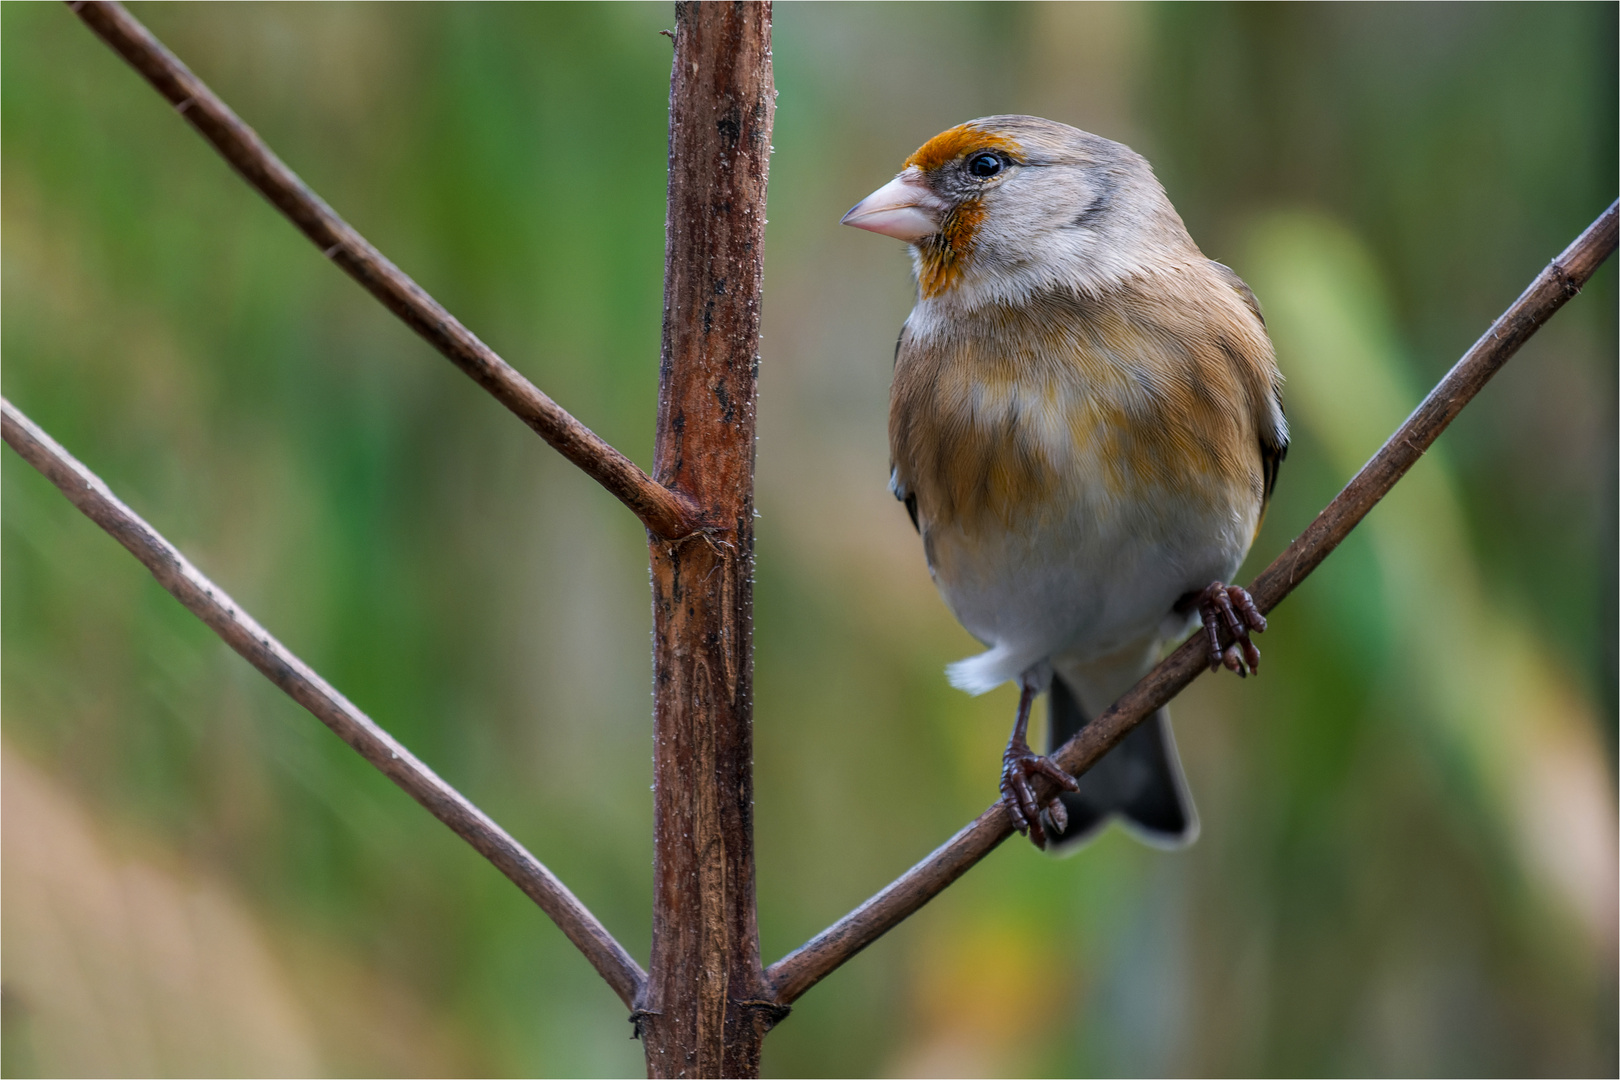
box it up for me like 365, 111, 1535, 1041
967, 152, 1004, 179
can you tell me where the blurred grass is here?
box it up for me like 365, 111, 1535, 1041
2, 3, 1615, 1077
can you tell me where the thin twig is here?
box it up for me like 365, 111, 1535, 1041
68, 0, 699, 542
0, 397, 648, 1008
765, 200, 1618, 1005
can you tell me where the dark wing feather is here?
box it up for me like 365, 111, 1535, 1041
1260, 430, 1286, 509
889, 465, 920, 533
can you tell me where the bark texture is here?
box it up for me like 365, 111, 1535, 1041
643, 4, 778, 1076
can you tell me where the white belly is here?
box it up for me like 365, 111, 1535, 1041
927, 477, 1256, 694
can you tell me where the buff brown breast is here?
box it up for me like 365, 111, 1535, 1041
844, 116, 1286, 851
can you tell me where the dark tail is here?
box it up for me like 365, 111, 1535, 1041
1041, 674, 1199, 853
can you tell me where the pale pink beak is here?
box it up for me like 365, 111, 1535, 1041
841, 170, 943, 242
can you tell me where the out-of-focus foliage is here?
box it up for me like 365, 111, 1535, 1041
2, 3, 1614, 1077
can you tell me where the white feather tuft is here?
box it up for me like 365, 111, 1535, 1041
945, 645, 1026, 695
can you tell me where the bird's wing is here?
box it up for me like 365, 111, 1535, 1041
889, 322, 922, 533
1211, 261, 1287, 514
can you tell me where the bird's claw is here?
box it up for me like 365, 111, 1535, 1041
1199, 582, 1266, 675
1001, 743, 1079, 850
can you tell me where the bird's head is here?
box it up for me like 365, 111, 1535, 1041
843, 116, 1197, 307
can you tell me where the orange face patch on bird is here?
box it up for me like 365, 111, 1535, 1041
902, 123, 1025, 174
844, 115, 1287, 854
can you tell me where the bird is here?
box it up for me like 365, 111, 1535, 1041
842, 116, 1286, 852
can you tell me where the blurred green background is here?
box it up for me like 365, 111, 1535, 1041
3, 3, 1615, 1076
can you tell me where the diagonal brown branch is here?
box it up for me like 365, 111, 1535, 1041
0, 397, 648, 1008
765, 200, 1619, 1005
68, 0, 699, 541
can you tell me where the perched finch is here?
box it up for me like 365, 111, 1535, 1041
843, 116, 1286, 852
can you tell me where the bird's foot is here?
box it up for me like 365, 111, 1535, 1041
1198, 581, 1267, 676
1001, 738, 1079, 850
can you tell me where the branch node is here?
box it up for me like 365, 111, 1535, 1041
627, 1008, 660, 1041
1552, 260, 1581, 299
737, 998, 792, 1035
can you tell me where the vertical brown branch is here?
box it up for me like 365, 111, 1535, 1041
643, 3, 776, 1077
